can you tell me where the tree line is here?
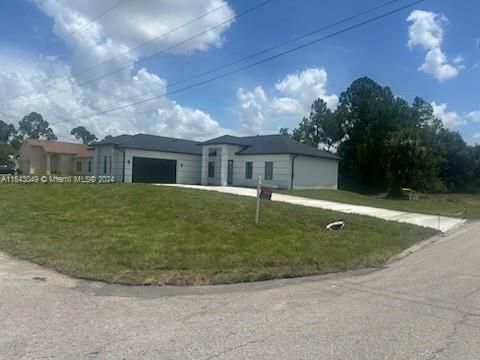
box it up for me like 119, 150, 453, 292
281, 77, 480, 195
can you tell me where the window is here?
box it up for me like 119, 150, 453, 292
245, 161, 253, 179
208, 161, 215, 178
109, 156, 112, 174
209, 149, 217, 157
103, 156, 107, 174
265, 161, 273, 180
76, 161, 82, 172
88, 160, 92, 173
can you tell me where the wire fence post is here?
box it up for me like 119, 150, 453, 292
255, 175, 262, 225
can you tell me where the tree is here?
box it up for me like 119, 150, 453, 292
286, 76, 480, 194
0, 141, 15, 167
71, 126, 97, 144
385, 128, 439, 196
279, 128, 292, 137
0, 120, 17, 143
472, 145, 480, 191
291, 98, 342, 150
412, 97, 442, 129
17, 112, 57, 141
102, 135, 114, 142
434, 129, 474, 192
335, 77, 400, 193
292, 116, 313, 144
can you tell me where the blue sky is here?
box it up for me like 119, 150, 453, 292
0, 0, 479, 143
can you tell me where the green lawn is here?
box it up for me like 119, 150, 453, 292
280, 189, 480, 219
0, 184, 437, 285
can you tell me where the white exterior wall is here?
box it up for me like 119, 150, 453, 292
200, 145, 293, 189
201, 145, 242, 186
123, 149, 201, 184
93, 145, 123, 181
206, 146, 222, 185
93, 145, 201, 184
292, 156, 338, 189
233, 154, 292, 189
201, 146, 208, 185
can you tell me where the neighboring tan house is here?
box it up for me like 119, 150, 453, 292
91, 134, 340, 189
18, 139, 94, 175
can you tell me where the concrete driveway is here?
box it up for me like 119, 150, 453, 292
1, 222, 479, 359
158, 184, 465, 232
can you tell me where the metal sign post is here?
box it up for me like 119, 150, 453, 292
255, 176, 261, 225
255, 176, 273, 225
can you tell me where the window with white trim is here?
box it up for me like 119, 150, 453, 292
245, 161, 253, 179
265, 161, 273, 180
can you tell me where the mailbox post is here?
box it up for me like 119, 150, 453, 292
255, 176, 262, 225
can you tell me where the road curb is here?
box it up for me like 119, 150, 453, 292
386, 221, 469, 264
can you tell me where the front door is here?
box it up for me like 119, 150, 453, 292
227, 160, 233, 185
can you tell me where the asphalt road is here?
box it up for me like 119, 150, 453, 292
1, 222, 479, 360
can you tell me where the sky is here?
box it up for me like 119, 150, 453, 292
0, 0, 478, 144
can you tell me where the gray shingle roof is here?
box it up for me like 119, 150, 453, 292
94, 134, 202, 155
202, 135, 340, 160
201, 135, 252, 146
93, 134, 340, 160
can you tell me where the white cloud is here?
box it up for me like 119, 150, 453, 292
466, 111, 480, 123
5, 54, 336, 140
419, 48, 463, 81
0, 54, 227, 141
155, 104, 228, 141
431, 102, 466, 128
274, 68, 338, 110
270, 97, 303, 115
237, 86, 268, 134
429, 103, 480, 130
473, 133, 480, 144
0, 1, 234, 141
407, 10, 444, 49
237, 67, 338, 134
407, 10, 463, 81
34, 0, 234, 60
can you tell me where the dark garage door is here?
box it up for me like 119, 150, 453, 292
132, 157, 177, 183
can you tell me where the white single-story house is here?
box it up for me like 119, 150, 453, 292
18, 139, 94, 175
92, 134, 340, 189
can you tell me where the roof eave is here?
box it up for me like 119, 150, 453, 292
235, 151, 340, 160
199, 141, 248, 147
113, 145, 202, 156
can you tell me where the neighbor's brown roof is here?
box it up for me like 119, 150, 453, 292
73, 148, 95, 158
26, 139, 94, 157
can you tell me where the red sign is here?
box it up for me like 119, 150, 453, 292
260, 186, 273, 200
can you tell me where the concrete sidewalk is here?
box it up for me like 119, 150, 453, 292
158, 184, 465, 232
